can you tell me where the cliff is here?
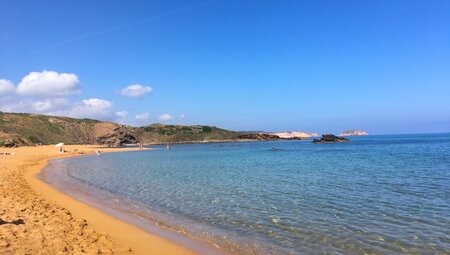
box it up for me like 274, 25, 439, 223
271, 131, 319, 139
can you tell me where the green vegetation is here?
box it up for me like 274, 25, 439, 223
143, 126, 154, 132
27, 136, 42, 144
201, 126, 213, 132
0, 112, 99, 145
136, 123, 239, 143
0, 112, 242, 146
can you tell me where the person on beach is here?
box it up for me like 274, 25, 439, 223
0, 152, 16, 155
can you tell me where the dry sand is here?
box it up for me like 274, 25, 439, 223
0, 145, 197, 255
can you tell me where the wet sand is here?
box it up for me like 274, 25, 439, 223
0, 145, 197, 255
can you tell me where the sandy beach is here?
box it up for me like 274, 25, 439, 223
0, 145, 197, 255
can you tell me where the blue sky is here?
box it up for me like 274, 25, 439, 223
1, 0, 449, 134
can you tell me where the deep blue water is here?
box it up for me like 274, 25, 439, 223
44, 134, 450, 254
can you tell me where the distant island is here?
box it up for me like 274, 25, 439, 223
339, 129, 368, 136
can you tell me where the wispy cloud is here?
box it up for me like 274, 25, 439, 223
29, 0, 221, 57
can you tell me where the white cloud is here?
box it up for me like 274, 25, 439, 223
0, 79, 15, 95
17, 70, 81, 96
0, 72, 121, 121
159, 113, 174, 122
81, 98, 112, 109
0, 97, 66, 113
0, 97, 114, 120
67, 98, 113, 119
135, 112, 150, 120
179, 114, 186, 119
32, 98, 69, 112
120, 84, 152, 97
115, 111, 128, 118
0, 99, 32, 113
114, 111, 128, 124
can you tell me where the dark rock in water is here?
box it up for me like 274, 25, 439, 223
238, 133, 280, 141
312, 134, 350, 144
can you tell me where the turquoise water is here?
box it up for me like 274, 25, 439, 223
42, 134, 450, 254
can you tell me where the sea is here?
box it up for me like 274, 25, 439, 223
40, 134, 450, 255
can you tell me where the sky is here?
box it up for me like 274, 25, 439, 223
1, 0, 449, 134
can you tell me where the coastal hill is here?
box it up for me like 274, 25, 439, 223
135, 123, 242, 144
0, 112, 325, 147
0, 112, 243, 146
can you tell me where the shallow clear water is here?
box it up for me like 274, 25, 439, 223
43, 134, 450, 254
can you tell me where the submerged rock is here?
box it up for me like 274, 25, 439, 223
312, 134, 350, 144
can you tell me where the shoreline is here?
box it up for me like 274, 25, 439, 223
138, 138, 310, 146
39, 153, 226, 255
0, 145, 198, 254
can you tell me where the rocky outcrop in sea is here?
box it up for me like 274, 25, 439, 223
312, 134, 350, 144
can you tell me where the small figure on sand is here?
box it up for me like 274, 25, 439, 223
96, 149, 102, 156
0, 152, 16, 156
55, 142, 65, 153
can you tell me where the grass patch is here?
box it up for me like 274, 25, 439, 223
201, 126, 213, 133
28, 136, 42, 144
144, 126, 155, 132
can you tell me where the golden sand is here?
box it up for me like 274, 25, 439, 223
0, 145, 196, 255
